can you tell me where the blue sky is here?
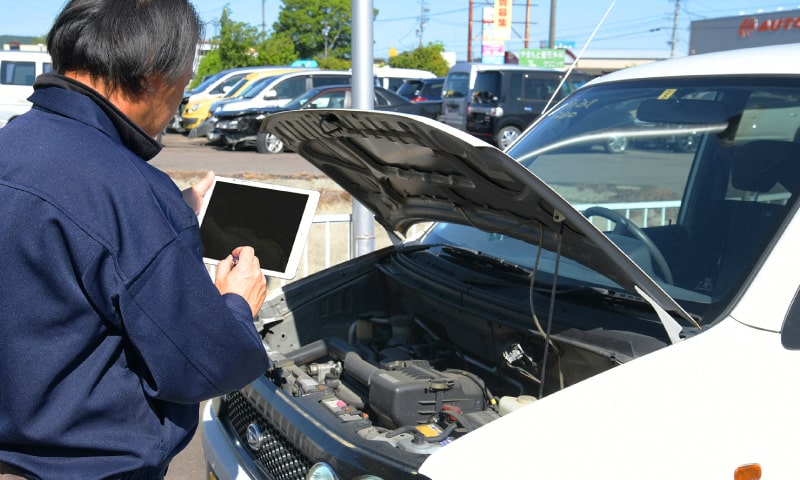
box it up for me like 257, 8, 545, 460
3, 0, 798, 61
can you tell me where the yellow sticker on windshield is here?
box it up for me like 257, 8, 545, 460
658, 89, 677, 100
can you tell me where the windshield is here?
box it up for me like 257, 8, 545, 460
238, 76, 276, 99
423, 76, 800, 320
442, 72, 469, 99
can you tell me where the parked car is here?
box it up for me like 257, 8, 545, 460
212, 84, 441, 153
396, 77, 444, 103
184, 68, 307, 138
0, 50, 51, 128
194, 70, 355, 143
373, 66, 436, 91
181, 67, 309, 132
464, 67, 592, 149
202, 43, 800, 479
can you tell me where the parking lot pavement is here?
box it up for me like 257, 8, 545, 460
152, 132, 323, 177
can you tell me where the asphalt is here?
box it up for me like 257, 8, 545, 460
151, 131, 323, 177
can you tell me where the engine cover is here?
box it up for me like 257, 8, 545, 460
368, 360, 485, 429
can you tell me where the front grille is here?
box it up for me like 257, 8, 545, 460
224, 390, 312, 480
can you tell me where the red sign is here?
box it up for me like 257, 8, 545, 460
739, 16, 800, 38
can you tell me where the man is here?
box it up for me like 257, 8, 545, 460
0, 1, 270, 478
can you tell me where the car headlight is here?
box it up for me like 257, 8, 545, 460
305, 463, 337, 480
216, 119, 240, 130
187, 104, 200, 113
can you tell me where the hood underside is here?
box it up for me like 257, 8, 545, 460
262, 109, 696, 328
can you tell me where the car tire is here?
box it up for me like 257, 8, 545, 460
495, 126, 522, 149
604, 136, 628, 154
256, 132, 284, 154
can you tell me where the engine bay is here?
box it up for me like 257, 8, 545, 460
257, 253, 669, 460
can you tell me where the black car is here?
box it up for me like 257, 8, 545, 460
396, 77, 444, 103
465, 69, 592, 149
211, 85, 441, 153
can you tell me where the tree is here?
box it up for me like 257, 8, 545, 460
315, 56, 351, 70
258, 32, 299, 66
191, 7, 262, 88
389, 43, 450, 77
272, 0, 354, 60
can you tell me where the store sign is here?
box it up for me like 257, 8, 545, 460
519, 48, 566, 68
493, 0, 512, 40
739, 16, 800, 38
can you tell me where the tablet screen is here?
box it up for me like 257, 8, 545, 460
198, 177, 320, 279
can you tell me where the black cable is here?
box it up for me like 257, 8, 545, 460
538, 221, 564, 399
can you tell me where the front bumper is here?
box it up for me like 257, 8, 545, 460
202, 401, 258, 480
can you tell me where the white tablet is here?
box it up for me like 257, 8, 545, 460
197, 176, 320, 279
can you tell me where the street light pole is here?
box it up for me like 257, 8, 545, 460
351, 0, 375, 257
322, 23, 330, 58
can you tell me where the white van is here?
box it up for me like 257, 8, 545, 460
373, 66, 435, 91
0, 51, 52, 127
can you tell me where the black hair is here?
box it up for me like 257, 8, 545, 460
46, 0, 203, 97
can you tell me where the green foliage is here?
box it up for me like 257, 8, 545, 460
389, 43, 450, 77
314, 56, 351, 70
191, 49, 223, 89
258, 32, 299, 66
273, 0, 354, 60
190, 6, 263, 88
215, 7, 263, 68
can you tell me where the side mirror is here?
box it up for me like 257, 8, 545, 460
263, 90, 277, 99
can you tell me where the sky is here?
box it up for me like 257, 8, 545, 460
3, 0, 800, 61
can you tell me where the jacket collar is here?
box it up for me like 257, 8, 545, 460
31, 73, 162, 161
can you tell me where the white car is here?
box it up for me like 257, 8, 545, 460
202, 43, 800, 480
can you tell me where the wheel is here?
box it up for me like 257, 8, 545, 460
604, 136, 628, 153
495, 125, 522, 149
582, 206, 673, 284
256, 132, 284, 154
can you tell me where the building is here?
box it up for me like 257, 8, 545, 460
690, 9, 800, 55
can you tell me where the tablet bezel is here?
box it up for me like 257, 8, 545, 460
197, 176, 320, 279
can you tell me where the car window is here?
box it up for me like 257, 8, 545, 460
397, 81, 423, 97
210, 73, 247, 95
273, 76, 307, 100
473, 71, 501, 101
422, 81, 443, 97
305, 90, 347, 109
442, 72, 469, 98
0, 61, 36, 85
426, 77, 800, 322
521, 75, 559, 101
312, 75, 349, 87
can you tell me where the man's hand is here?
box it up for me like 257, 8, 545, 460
214, 246, 267, 317
182, 171, 215, 214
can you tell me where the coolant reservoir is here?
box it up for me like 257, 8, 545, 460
498, 395, 536, 416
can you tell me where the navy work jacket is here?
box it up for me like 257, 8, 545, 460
0, 74, 269, 479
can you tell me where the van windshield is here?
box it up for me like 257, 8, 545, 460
442, 72, 469, 98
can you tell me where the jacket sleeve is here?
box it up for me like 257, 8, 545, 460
117, 234, 270, 404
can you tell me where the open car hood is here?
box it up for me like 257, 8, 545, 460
262, 110, 698, 334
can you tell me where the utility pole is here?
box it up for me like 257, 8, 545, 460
670, 0, 680, 57
261, 0, 266, 40
525, 0, 532, 48
467, 0, 473, 61
548, 0, 556, 48
417, 0, 429, 48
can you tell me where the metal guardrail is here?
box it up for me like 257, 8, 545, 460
574, 200, 681, 230
289, 201, 683, 285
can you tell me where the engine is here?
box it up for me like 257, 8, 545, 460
266, 314, 538, 454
